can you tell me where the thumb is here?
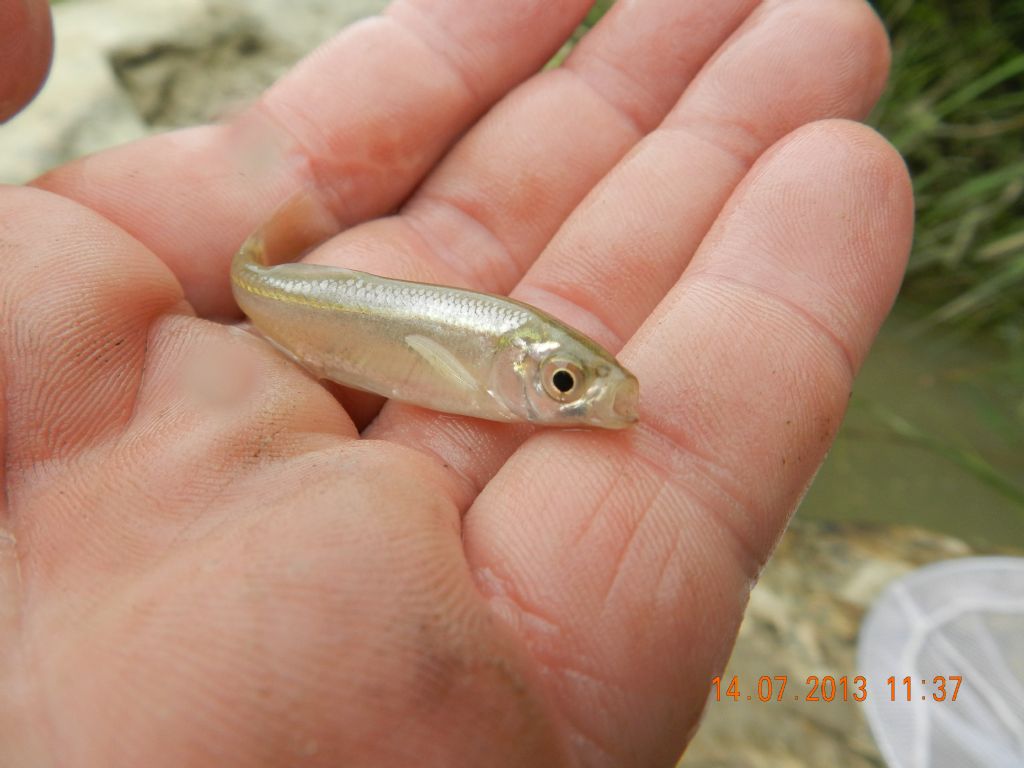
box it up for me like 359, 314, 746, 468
0, 0, 53, 123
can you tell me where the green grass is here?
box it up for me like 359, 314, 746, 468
547, 0, 615, 68
856, 398, 1024, 509
869, 0, 1024, 342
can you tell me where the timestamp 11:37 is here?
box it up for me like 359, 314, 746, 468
710, 675, 963, 703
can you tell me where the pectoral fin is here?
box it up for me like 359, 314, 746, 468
405, 334, 478, 391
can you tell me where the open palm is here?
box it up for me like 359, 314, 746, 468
1, 0, 911, 765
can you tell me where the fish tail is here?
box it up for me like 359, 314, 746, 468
234, 231, 269, 269
230, 188, 341, 282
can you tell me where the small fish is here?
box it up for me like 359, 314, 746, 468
230, 219, 639, 429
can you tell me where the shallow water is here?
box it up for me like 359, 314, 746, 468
800, 307, 1024, 548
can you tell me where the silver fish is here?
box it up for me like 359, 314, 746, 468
231, 233, 639, 429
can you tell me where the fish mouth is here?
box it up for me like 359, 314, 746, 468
611, 375, 640, 425
585, 374, 639, 429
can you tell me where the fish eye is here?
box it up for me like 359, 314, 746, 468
552, 369, 575, 393
542, 358, 584, 402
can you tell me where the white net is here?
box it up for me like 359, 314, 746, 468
857, 557, 1024, 768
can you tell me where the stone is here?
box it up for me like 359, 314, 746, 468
0, 0, 387, 183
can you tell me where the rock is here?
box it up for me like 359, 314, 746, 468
0, 0, 387, 183
681, 517, 1018, 767
110, 0, 389, 130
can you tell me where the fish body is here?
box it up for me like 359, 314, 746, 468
231, 235, 639, 429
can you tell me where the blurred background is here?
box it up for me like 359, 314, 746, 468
800, 0, 1024, 549
2, 0, 1021, 765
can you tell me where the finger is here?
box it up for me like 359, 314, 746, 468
32, 0, 594, 316
302, 0, 759, 293
519, 0, 892, 339
0, 0, 52, 121
369, 0, 892, 497
392, 0, 759, 293
466, 121, 913, 766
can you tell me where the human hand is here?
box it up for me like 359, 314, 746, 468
1, 0, 911, 765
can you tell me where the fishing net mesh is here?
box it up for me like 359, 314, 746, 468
857, 557, 1024, 768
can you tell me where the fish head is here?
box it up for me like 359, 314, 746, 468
492, 324, 639, 430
